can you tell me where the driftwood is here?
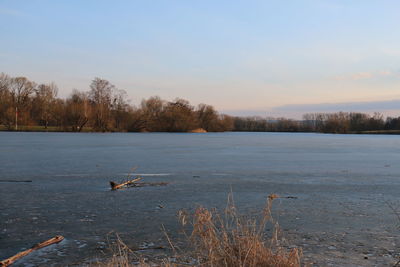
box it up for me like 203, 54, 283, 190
0, 235, 64, 267
110, 177, 142, 190
110, 178, 168, 190
268, 194, 298, 200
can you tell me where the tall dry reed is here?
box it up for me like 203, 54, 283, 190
178, 193, 301, 267
98, 194, 301, 267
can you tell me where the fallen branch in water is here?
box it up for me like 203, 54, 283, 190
110, 176, 169, 190
269, 194, 298, 200
0, 235, 64, 267
110, 177, 142, 190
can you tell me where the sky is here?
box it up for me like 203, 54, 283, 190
1, 0, 400, 118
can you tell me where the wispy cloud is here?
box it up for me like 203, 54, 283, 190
334, 70, 399, 81
350, 72, 374, 80
224, 99, 400, 119
272, 99, 400, 113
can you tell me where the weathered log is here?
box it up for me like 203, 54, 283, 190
0, 235, 64, 267
110, 177, 142, 190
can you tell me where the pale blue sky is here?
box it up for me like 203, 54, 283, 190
1, 1, 400, 117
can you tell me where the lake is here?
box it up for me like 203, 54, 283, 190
1, 132, 400, 266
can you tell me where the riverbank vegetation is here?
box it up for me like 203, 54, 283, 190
0, 73, 233, 132
99, 194, 301, 267
1, 72, 400, 134
234, 112, 398, 134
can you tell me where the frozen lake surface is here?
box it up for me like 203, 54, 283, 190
1, 132, 400, 266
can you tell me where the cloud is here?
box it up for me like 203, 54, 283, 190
334, 70, 399, 81
350, 72, 373, 80
272, 99, 400, 113
224, 99, 400, 119
378, 70, 393, 76
221, 109, 271, 117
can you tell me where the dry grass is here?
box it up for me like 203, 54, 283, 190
97, 194, 301, 267
94, 234, 175, 267
96, 234, 135, 267
179, 193, 301, 267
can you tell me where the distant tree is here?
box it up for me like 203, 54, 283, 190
324, 112, 350, 133
127, 108, 146, 132
65, 90, 89, 132
161, 98, 198, 132
0, 73, 12, 128
274, 118, 300, 132
0, 73, 10, 92
367, 112, 384, 130
9, 77, 36, 130
385, 117, 400, 130
34, 82, 58, 129
218, 114, 234, 131
140, 96, 165, 131
302, 113, 326, 132
196, 104, 220, 131
233, 116, 268, 132
52, 98, 65, 128
111, 89, 130, 131
348, 112, 369, 132
302, 113, 317, 131
89, 78, 114, 131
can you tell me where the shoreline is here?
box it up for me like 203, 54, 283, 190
1, 126, 400, 135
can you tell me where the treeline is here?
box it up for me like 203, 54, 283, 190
0, 73, 233, 132
2, 72, 400, 134
233, 112, 400, 133
233, 117, 303, 132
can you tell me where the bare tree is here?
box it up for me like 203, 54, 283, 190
89, 78, 114, 131
218, 114, 234, 131
65, 90, 89, 132
161, 98, 198, 132
0, 73, 12, 128
34, 82, 58, 129
9, 77, 35, 130
196, 104, 219, 131
141, 96, 165, 131
111, 89, 130, 130
0, 73, 10, 92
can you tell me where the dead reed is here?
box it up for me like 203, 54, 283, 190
98, 194, 301, 267
177, 193, 301, 267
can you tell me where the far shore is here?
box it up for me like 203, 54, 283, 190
2, 125, 400, 135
